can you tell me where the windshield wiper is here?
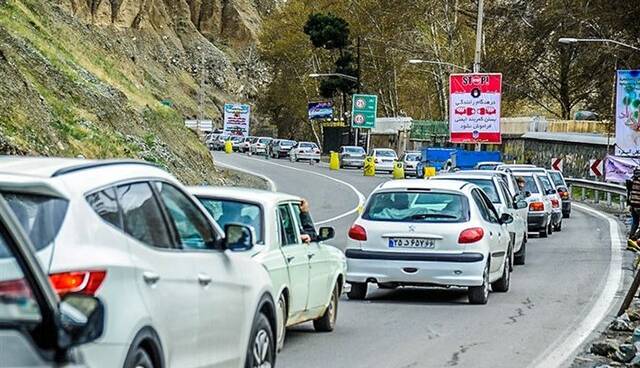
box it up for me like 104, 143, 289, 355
409, 213, 458, 219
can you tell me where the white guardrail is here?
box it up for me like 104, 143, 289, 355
565, 178, 627, 209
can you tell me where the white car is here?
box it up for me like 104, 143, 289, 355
431, 172, 529, 265
289, 141, 321, 162
400, 151, 421, 177
535, 173, 563, 231
251, 137, 272, 155
189, 187, 347, 351
371, 148, 398, 173
513, 172, 555, 237
345, 179, 513, 304
0, 157, 277, 368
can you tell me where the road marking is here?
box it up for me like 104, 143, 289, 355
213, 156, 277, 192
528, 203, 624, 368
226, 155, 365, 225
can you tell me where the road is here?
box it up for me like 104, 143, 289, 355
214, 152, 619, 368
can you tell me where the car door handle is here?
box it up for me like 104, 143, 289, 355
198, 273, 212, 286
286, 256, 295, 263
143, 271, 160, 285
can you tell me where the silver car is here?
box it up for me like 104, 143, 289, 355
339, 146, 366, 168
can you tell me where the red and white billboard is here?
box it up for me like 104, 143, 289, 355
449, 73, 502, 144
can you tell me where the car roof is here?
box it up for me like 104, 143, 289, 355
374, 148, 395, 151
375, 179, 471, 192
188, 186, 300, 204
0, 156, 157, 179
432, 173, 499, 181
476, 161, 503, 165
342, 145, 363, 149
499, 164, 537, 168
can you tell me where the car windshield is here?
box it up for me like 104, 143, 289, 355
450, 178, 500, 203
259, 138, 271, 144
362, 191, 468, 223
345, 147, 365, 154
516, 176, 539, 194
2, 192, 69, 253
300, 143, 317, 149
280, 140, 295, 146
197, 198, 264, 244
404, 153, 421, 161
477, 164, 499, 170
549, 172, 566, 187
376, 150, 396, 157
537, 175, 553, 192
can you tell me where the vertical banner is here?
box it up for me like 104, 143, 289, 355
308, 101, 334, 120
223, 103, 251, 137
616, 70, 640, 156
449, 73, 502, 144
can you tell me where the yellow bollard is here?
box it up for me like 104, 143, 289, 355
224, 140, 233, 154
329, 151, 340, 170
424, 166, 436, 178
363, 156, 375, 176
392, 161, 405, 179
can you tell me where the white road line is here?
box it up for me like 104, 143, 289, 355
213, 158, 277, 192
528, 203, 624, 368
229, 155, 365, 225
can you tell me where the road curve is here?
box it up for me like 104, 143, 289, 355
213, 152, 622, 368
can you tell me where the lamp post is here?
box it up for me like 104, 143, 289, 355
408, 59, 470, 71
558, 37, 640, 52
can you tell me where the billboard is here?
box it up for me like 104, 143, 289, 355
615, 70, 640, 156
308, 101, 333, 120
449, 73, 502, 144
223, 103, 250, 137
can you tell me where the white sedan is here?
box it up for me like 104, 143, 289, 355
371, 148, 398, 173
289, 141, 321, 162
345, 179, 513, 304
190, 186, 347, 350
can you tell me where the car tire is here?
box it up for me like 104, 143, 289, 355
245, 313, 276, 368
563, 211, 571, 219
539, 226, 548, 238
492, 251, 511, 293
346, 282, 367, 300
315, 159, 321, 163
275, 293, 287, 352
313, 284, 338, 332
125, 347, 154, 368
468, 262, 490, 304
547, 221, 553, 235
514, 239, 526, 265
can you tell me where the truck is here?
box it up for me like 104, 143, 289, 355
451, 150, 502, 170
415, 148, 502, 177
415, 148, 462, 178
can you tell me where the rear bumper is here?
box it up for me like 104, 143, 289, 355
297, 153, 320, 160
341, 158, 365, 167
527, 212, 548, 231
375, 163, 394, 171
345, 249, 486, 287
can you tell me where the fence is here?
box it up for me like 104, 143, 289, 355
566, 178, 627, 209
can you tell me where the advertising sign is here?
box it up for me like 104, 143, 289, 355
449, 73, 502, 144
223, 103, 250, 137
605, 155, 639, 183
351, 94, 378, 129
308, 101, 333, 120
616, 70, 640, 156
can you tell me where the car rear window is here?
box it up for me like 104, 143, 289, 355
300, 143, 317, 149
362, 191, 468, 223
376, 150, 396, 157
345, 147, 365, 154
404, 153, 421, 161
280, 140, 295, 146
3, 193, 69, 252
451, 178, 500, 203
259, 138, 271, 144
516, 176, 539, 194
549, 172, 566, 187
197, 198, 264, 244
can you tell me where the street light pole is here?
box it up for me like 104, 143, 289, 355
473, 0, 484, 74
558, 37, 640, 52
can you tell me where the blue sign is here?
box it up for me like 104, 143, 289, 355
308, 101, 333, 120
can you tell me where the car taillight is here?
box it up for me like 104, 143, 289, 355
0, 278, 32, 299
458, 227, 484, 244
558, 190, 570, 200
551, 198, 560, 208
529, 202, 544, 211
348, 224, 367, 241
49, 270, 106, 296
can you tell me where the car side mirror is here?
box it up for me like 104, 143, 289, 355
318, 227, 335, 241
499, 213, 514, 224
224, 223, 255, 252
58, 293, 105, 349
515, 200, 528, 209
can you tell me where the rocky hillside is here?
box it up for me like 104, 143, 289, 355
0, 0, 272, 184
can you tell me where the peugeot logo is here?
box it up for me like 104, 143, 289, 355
408, 225, 416, 232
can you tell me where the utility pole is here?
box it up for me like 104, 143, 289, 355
355, 36, 361, 148
473, 0, 484, 152
199, 47, 206, 131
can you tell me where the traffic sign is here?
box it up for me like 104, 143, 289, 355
449, 73, 502, 144
551, 158, 563, 172
351, 94, 377, 129
589, 159, 604, 177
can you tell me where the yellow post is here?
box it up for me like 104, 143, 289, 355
392, 161, 405, 179
363, 156, 375, 176
224, 140, 233, 154
424, 166, 436, 178
329, 151, 340, 170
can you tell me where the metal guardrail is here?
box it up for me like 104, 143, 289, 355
565, 177, 627, 209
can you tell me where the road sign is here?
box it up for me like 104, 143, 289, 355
589, 159, 604, 177
351, 94, 377, 129
449, 73, 502, 144
551, 157, 563, 172
223, 103, 251, 136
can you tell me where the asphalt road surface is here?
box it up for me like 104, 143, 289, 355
214, 152, 620, 368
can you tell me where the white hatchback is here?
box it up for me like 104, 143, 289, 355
0, 157, 277, 368
189, 187, 347, 351
289, 141, 321, 163
345, 179, 513, 304
371, 148, 398, 173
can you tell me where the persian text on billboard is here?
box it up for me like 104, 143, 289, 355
223, 103, 250, 137
616, 70, 640, 156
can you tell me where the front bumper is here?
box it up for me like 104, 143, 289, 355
527, 212, 549, 231
345, 249, 486, 287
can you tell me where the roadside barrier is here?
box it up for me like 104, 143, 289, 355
329, 151, 340, 170
392, 161, 405, 179
224, 140, 233, 154
363, 156, 375, 176
424, 166, 436, 178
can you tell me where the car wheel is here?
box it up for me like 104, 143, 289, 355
313, 284, 338, 332
468, 262, 490, 304
539, 225, 548, 238
275, 293, 287, 352
315, 159, 321, 163
245, 313, 275, 368
547, 221, 553, 235
124, 347, 154, 368
492, 250, 511, 293
346, 282, 367, 300
563, 211, 571, 219
514, 239, 526, 265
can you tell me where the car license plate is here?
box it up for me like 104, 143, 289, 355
388, 238, 435, 249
